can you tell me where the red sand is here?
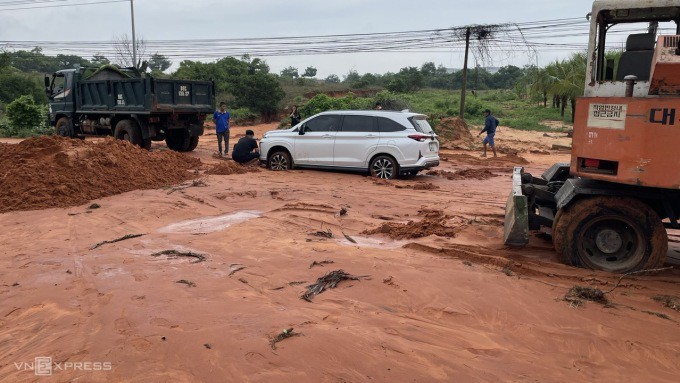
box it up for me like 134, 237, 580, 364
0, 136, 200, 213
1, 125, 679, 382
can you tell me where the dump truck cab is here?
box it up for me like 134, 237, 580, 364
46, 69, 77, 125
505, 0, 680, 273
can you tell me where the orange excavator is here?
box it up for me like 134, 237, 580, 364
505, 0, 680, 273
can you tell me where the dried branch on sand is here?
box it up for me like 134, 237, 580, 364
301, 270, 367, 302
90, 234, 144, 250
270, 328, 301, 350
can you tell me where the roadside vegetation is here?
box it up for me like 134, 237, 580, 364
0, 47, 609, 137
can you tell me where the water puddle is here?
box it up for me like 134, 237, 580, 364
158, 211, 262, 234
338, 235, 407, 249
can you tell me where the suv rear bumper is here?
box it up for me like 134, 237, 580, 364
400, 158, 439, 175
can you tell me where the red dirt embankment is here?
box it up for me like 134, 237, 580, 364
436, 117, 476, 149
0, 136, 201, 213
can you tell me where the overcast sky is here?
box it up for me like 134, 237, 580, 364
1, 0, 601, 77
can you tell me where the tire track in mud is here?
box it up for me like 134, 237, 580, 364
403, 241, 679, 292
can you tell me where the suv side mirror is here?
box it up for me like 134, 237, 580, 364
44, 75, 51, 93
298, 125, 306, 135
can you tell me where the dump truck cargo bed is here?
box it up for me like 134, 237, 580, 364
76, 77, 214, 114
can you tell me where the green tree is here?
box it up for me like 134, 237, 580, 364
542, 54, 586, 121
325, 74, 340, 83
353, 73, 379, 89
0, 52, 9, 69
343, 70, 361, 84
421, 62, 437, 77
386, 67, 423, 93
91, 54, 110, 66
55, 54, 90, 69
173, 56, 283, 119
490, 65, 524, 89
302, 66, 317, 78
0, 69, 45, 104
148, 53, 171, 72
280, 66, 299, 79
6, 95, 42, 131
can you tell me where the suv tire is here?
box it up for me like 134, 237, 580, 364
370, 155, 398, 180
268, 150, 291, 171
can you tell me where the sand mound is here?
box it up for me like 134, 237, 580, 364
395, 182, 440, 190
363, 209, 458, 239
0, 136, 201, 213
436, 117, 475, 149
427, 169, 497, 181
440, 153, 529, 166
205, 161, 260, 175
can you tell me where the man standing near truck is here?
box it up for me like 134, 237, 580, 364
214, 102, 230, 156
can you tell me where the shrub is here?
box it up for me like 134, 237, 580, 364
6, 95, 43, 131
230, 107, 259, 125
373, 91, 410, 111
0, 119, 12, 136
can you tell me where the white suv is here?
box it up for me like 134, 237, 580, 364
259, 110, 439, 179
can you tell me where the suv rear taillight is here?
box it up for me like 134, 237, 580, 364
408, 134, 430, 142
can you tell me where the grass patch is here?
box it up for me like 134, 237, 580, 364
292, 88, 574, 132
564, 286, 609, 307
652, 295, 680, 312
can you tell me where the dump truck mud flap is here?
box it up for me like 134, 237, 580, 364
504, 167, 529, 246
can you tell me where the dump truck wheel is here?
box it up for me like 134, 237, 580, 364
268, 150, 291, 171
370, 155, 398, 180
114, 120, 142, 147
553, 197, 667, 273
165, 130, 190, 152
141, 138, 152, 150
55, 117, 74, 138
186, 136, 199, 152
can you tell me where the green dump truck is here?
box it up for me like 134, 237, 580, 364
45, 65, 214, 151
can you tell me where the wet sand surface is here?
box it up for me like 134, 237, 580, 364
1, 124, 679, 382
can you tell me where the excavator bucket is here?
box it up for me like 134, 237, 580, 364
503, 167, 530, 247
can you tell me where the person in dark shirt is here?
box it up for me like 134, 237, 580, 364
232, 129, 260, 164
213, 102, 230, 156
478, 109, 499, 158
290, 105, 301, 126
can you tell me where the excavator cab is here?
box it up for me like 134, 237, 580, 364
504, 0, 680, 273
585, 2, 680, 98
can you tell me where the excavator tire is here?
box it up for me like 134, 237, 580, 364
552, 196, 667, 273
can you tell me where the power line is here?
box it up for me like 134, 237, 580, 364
0, 16, 649, 61
0, 0, 126, 11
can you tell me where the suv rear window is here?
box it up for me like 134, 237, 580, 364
409, 116, 434, 134
377, 117, 406, 132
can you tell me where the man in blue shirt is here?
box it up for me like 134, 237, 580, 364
478, 109, 498, 158
213, 102, 230, 156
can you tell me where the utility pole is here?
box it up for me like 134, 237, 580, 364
459, 27, 471, 119
130, 0, 138, 68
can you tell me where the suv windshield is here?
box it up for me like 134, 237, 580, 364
409, 117, 434, 134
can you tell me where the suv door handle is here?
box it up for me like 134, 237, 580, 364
322, 134, 333, 138
365, 134, 377, 137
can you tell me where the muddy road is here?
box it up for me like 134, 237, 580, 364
1, 124, 679, 382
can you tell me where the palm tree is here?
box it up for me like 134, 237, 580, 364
544, 54, 586, 122
530, 67, 554, 108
